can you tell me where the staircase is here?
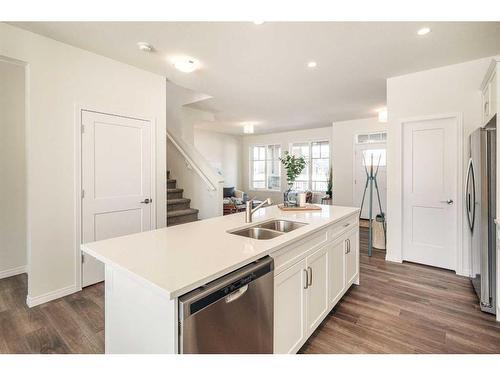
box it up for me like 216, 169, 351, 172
166, 170, 199, 226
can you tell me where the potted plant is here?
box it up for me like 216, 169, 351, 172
279, 151, 307, 206
326, 167, 333, 198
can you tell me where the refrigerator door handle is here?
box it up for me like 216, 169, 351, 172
465, 158, 476, 231
470, 159, 476, 232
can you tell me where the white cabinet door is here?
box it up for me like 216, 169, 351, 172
306, 246, 329, 334
274, 258, 307, 354
328, 236, 345, 307
345, 229, 359, 286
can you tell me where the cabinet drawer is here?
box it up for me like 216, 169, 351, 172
328, 214, 358, 241
273, 230, 328, 275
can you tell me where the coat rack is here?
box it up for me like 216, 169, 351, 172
359, 153, 386, 256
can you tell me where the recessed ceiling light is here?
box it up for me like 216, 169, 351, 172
417, 27, 431, 36
243, 123, 255, 134
376, 108, 388, 123
253, 21, 265, 25
137, 42, 154, 52
171, 56, 200, 73
307, 61, 317, 68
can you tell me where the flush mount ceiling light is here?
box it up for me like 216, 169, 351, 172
243, 123, 255, 134
307, 61, 317, 68
417, 27, 431, 36
171, 56, 200, 73
376, 108, 388, 123
253, 21, 265, 25
137, 42, 154, 52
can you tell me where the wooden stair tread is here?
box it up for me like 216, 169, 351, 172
167, 208, 199, 218
166, 198, 190, 205
167, 188, 183, 193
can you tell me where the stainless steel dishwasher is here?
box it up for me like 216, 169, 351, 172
178, 256, 274, 354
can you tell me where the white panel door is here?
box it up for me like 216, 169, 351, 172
82, 110, 153, 287
354, 143, 387, 219
402, 116, 458, 270
274, 259, 307, 354
306, 246, 329, 335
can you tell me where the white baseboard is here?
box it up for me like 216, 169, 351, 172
0, 265, 27, 279
26, 284, 79, 308
385, 254, 403, 263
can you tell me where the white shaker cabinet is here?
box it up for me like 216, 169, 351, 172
345, 228, 359, 286
273, 213, 360, 353
306, 246, 329, 334
274, 258, 308, 354
328, 236, 346, 307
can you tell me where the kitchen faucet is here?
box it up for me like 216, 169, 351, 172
245, 198, 272, 223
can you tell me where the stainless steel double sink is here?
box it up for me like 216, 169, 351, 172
229, 219, 307, 240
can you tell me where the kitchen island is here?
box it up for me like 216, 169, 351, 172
81, 204, 360, 353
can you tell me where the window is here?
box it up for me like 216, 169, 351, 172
290, 140, 330, 192
362, 149, 386, 167
311, 141, 330, 192
290, 143, 309, 191
356, 131, 387, 144
250, 145, 281, 190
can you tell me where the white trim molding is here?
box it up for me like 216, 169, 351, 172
26, 284, 78, 308
0, 265, 27, 280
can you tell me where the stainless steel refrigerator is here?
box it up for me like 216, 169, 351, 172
466, 115, 497, 314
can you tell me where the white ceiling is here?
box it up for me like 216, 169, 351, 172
11, 22, 500, 134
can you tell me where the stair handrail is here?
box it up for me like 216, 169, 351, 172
166, 130, 223, 192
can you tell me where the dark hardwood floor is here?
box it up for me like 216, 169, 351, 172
300, 228, 500, 353
0, 273, 104, 353
1, 227, 499, 354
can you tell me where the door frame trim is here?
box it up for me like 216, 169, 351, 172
74, 105, 157, 291
397, 113, 464, 275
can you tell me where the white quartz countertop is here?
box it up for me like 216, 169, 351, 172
81, 204, 359, 300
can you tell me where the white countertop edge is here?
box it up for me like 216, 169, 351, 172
81, 206, 360, 300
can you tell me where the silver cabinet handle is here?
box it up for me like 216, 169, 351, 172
307, 266, 313, 287
303, 269, 308, 289
140, 198, 152, 204
440, 199, 453, 205
345, 239, 350, 254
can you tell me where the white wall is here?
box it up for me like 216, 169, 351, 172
332, 117, 387, 208
194, 129, 243, 188
166, 81, 212, 143
242, 127, 332, 203
0, 23, 167, 305
165, 83, 224, 219
0, 59, 27, 278
386, 56, 495, 274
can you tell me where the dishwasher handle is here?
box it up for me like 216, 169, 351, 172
225, 285, 248, 303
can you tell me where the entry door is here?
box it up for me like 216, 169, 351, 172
82, 110, 153, 287
354, 143, 387, 219
402, 116, 458, 270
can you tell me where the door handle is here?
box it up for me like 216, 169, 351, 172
303, 269, 308, 289
307, 266, 313, 287
225, 285, 248, 303
140, 198, 152, 204
440, 199, 454, 205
